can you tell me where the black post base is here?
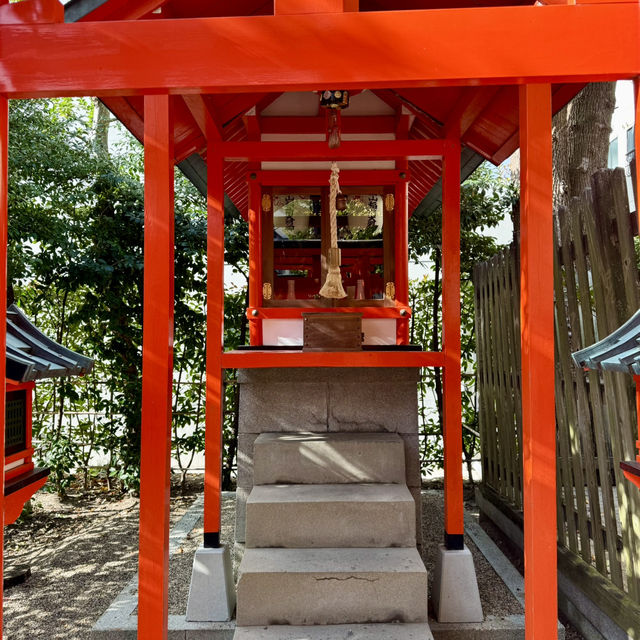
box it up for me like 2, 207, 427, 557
444, 532, 464, 551
204, 531, 220, 548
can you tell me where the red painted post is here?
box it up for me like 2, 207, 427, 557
634, 79, 639, 214
203, 114, 224, 545
634, 376, 640, 464
248, 178, 262, 345
519, 83, 557, 640
442, 138, 464, 549
0, 94, 8, 638
394, 177, 409, 344
138, 95, 174, 640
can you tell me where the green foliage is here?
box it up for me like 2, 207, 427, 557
409, 163, 517, 267
409, 163, 517, 480
10, 99, 248, 495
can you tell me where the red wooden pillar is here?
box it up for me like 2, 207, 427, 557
203, 114, 224, 546
634, 79, 639, 212
138, 95, 175, 640
519, 83, 557, 640
248, 178, 262, 345
0, 94, 9, 637
442, 138, 464, 549
394, 175, 409, 344
634, 376, 640, 464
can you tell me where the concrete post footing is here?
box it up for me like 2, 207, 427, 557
432, 543, 484, 623
185, 545, 236, 622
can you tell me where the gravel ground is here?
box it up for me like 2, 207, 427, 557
477, 507, 585, 640
4, 478, 201, 640
420, 488, 521, 618
3, 478, 584, 639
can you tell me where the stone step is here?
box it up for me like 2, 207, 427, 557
245, 483, 416, 548
253, 432, 406, 485
236, 547, 428, 626
233, 623, 434, 640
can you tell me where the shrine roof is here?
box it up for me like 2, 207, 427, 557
572, 310, 640, 376
64, 0, 582, 218
6, 305, 94, 383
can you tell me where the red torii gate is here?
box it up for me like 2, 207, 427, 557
0, 0, 638, 639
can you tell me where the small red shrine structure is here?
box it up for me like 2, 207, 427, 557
0, 0, 638, 638
3, 304, 93, 525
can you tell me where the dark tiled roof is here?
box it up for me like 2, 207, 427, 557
6, 304, 94, 382
572, 310, 640, 376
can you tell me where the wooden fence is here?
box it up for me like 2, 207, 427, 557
474, 167, 640, 605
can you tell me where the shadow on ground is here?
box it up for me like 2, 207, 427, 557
4, 479, 200, 640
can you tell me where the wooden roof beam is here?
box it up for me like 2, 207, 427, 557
395, 112, 411, 139
243, 113, 261, 139
443, 86, 500, 139
174, 134, 206, 163
2, 6, 639, 97
373, 90, 444, 138
216, 93, 277, 127
182, 95, 223, 140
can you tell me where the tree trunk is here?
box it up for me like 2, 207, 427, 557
93, 98, 110, 158
552, 82, 616, 208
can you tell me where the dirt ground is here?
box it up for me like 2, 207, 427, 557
3, 476, 585, 640
3, 475, 202, 640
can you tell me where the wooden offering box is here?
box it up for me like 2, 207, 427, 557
302, 313, 363, 352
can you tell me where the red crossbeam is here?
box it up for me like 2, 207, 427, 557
222, 140, 444, 161
255, 169, 409, 186
259, 116, 399, 135
0, 5, 638, 97
221, 350, 444, 369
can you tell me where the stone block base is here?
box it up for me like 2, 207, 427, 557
186, 546, 236, 622
432, 544, 483, 623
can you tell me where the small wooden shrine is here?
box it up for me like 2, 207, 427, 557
4, 304, 93, 525
0, 0, 638, 638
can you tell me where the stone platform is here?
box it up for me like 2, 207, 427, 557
91, 490, 565, 640
235, 368, 424, 552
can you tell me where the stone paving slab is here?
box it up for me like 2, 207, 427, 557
92, 490, 565, 640
253, 432, 406, 485
236, 547, 428, 626
246, 483, 416, 548
234, 623, 434, 639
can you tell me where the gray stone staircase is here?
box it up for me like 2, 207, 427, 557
233, 432, 434, 639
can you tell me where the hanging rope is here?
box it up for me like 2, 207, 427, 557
319, 162, 347, 299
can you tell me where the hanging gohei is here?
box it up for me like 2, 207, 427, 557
318, 162, 347, 299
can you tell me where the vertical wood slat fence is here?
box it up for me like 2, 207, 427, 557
474, 167, 640, 603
